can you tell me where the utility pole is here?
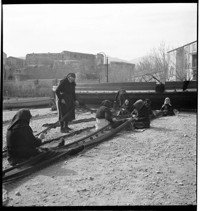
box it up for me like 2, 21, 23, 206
163, 52, 166, 82
106, 56, 108, 83
98, 52, 109, 83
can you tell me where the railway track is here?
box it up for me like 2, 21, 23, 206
3, 117, 133, 184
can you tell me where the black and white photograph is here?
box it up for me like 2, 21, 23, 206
2, 2, 197, 208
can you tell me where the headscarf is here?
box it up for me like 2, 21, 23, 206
67, 73, 76, 78
100, 100, 112, 108
60, 73, 76, 86
133, 99, 145, 112
7, 109, 32, 130
164, 97, 172, 106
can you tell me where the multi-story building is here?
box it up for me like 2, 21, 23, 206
4, 56, 25, 80
4, 50, 135, 82
167, 41, 197, 81
3, 52, 7, 65
3, 52, 7, 80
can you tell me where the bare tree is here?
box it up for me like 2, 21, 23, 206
135, 42, 172, 83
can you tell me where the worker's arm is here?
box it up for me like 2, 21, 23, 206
105, 110, 114, 124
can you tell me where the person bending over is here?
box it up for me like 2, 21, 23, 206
95, 100, 116, 130
132, 99, 150, 129
114, 89, 128, 108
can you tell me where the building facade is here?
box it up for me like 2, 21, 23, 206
3, 56, 25, 80
167, 41, 197, 81
3, 50, 135, 83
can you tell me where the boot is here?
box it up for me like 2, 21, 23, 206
64, 122, 73, 131
60, 122, 68, 133
57, 138, 65, 147
60, 127, 69, 133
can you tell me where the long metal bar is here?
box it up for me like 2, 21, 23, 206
3, 118, 132, 184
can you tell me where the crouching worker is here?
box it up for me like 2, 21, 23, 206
6, 109, 46, 166
131, 99, 150, 129
160, 97, 175, 116
114, 89, 128, 108
95, 100, 116, 130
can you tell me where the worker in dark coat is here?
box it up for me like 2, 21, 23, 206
160, 97, 175, 116
132, 99, 150, 129
114, 89, 128, 107
55, 73, 79, 133
6, 109, 45, 166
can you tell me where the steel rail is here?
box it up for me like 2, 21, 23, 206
3, 118, 132, 184
3, 146, 84, 184
54, 118, 130, 151
3, 126, 95, 173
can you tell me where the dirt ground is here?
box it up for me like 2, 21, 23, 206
2, 107, 197, 206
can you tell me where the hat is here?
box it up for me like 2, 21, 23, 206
67, 73, 76, 78
133, 99, 145, 111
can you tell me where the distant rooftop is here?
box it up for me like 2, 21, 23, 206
167, 41, 197, 53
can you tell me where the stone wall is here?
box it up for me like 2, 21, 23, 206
108, 62, 135, 82
25, 51, 97, 79
3, 79, 56, 98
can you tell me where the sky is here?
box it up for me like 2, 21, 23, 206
3, 3, 197, 61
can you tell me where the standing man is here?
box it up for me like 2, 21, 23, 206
55, 73, 79, 133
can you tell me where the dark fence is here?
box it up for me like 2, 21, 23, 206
76, 82, 157, 91
164, 81, 197, 90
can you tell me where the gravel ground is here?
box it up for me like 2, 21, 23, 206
2, 108, 197, 206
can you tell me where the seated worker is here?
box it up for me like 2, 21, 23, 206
6, 109, 46, 166
131, 99, 150, 129
144, 98, 156, 120
118, 99, 133, 116
160, 97, 175, 116
95, 100, 116, 130
114, 89, 128, 108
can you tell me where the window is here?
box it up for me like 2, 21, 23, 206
192, 54, 197, 69
192, 54, 197, 81
192, 43, 197, 52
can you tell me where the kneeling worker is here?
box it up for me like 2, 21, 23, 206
132, 99, 150, 129
95, 100, 116, 130
6, 109, 46, 166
